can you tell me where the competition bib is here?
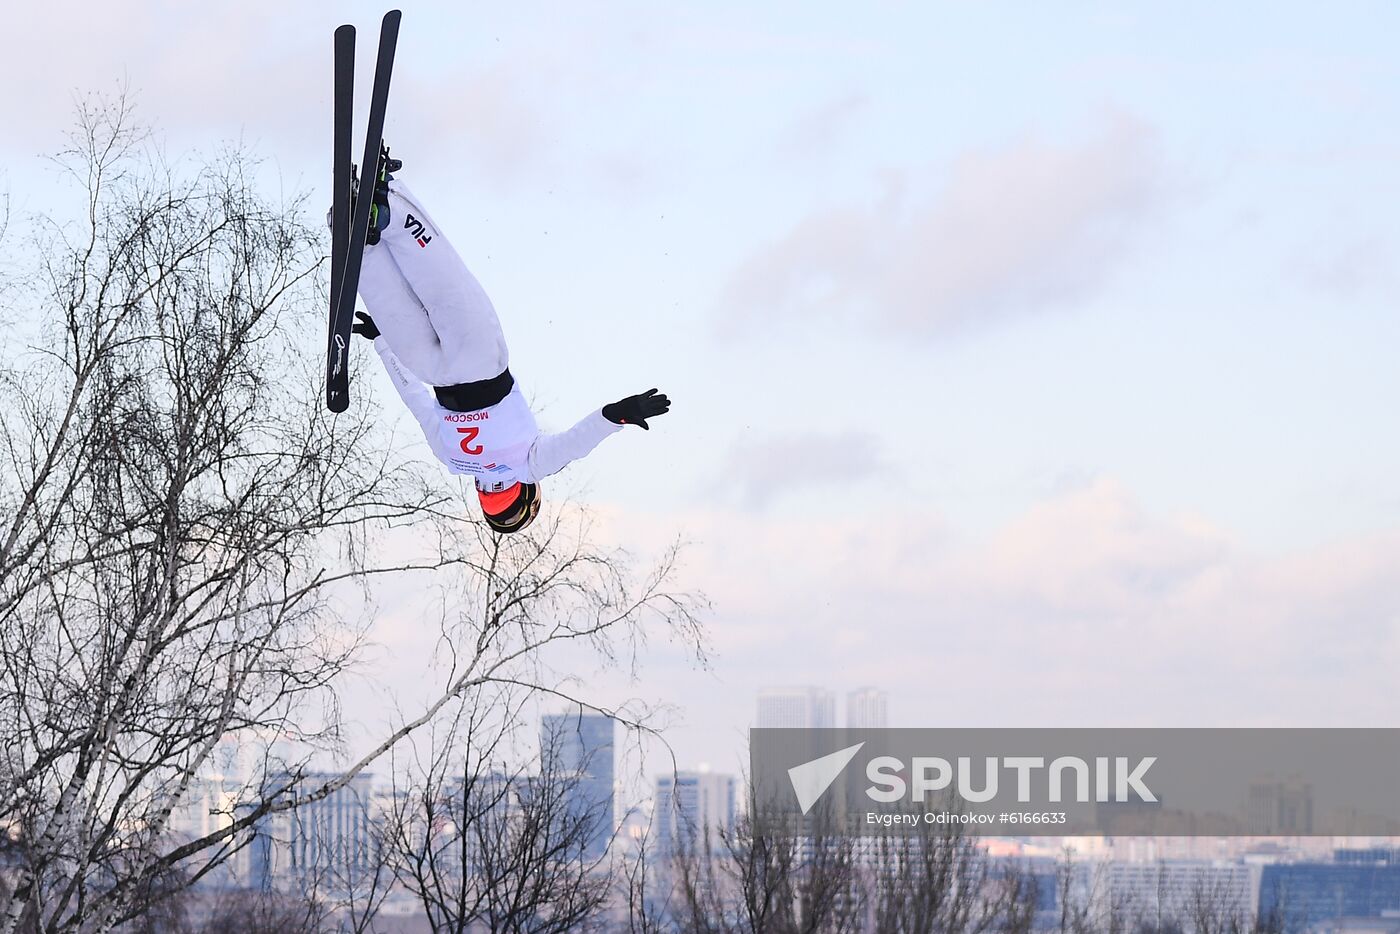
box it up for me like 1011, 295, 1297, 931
434, 386, 538, 487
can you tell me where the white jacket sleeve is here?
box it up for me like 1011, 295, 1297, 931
525, 410, 623, 482
374, 338, 446, 457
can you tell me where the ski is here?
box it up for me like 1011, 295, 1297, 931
327, 22, 355, 411
326, 9, 401, 414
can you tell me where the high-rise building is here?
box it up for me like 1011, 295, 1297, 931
167, 774, 245, 889
1094, 859, 1259, 926
655, 770, 737, 858
1248, 780, 1314, 835
247, 771, 379, 895
756, 687, 836, 729
431, 770, 529, 877
541, 708, 615, 861
1259, 850, 1400, 926
846, 688, 888, 729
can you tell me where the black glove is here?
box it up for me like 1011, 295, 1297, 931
603, 388, 670, 430
351, 311, 381, 341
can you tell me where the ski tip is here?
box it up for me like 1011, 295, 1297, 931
327, 394, 350, 414
335, 23, 355, 36
383, 9, 402, 25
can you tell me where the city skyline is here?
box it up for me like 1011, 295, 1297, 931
155, 738, 1400, 934
150, 708, 1400, 932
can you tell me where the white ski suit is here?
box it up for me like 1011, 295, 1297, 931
358, 181, 620, 491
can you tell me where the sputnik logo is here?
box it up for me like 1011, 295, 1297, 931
788, 743, 864, 815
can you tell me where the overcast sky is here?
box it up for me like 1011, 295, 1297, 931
7, 1, 1400, 781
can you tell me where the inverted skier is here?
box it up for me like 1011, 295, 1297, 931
347, 155, 670, 534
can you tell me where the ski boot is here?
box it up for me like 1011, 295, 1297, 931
364, 145, 402, 245
326, 147, 403, 243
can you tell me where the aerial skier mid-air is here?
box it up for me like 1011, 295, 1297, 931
326, 12, 669, 534
351, 161, 671, 534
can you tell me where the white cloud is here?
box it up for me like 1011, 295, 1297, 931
9, 3, 328, 146
390, 49, 574, 187
717, 429, 895, 509
721, 114, 1165, 338
776, 91, 870, 160
1290, 233, 1395, 297
593, 476, 1400, 738
5, 6, 595, 192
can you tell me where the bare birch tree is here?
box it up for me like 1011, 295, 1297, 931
383, 688, 626, 933
647, 792, 1045, 934
617, 816, 676, 934
657, 794, 865, 934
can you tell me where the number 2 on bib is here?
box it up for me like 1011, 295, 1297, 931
457, 426, 484, 455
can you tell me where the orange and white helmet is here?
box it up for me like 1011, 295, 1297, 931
477, 482, 541, 534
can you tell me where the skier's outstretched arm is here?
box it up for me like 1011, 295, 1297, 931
526, 389, 671, 481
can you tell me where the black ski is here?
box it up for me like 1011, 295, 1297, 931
327, 23, 355, 411
326, 10, 402, 413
